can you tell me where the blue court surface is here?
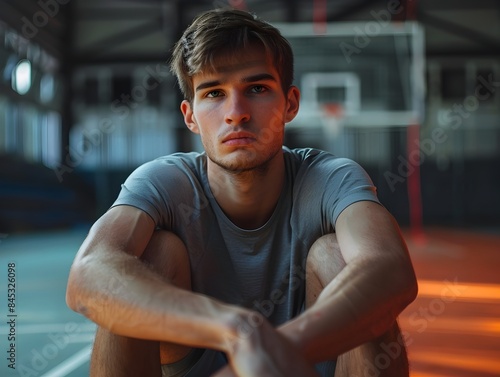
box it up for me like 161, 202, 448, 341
0, 229, 93, 377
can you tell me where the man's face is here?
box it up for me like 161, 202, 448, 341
181, 46, 299, 174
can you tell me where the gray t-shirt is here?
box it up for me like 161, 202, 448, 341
112, 147, 379, 371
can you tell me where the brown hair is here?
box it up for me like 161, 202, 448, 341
170, 8, 294, 102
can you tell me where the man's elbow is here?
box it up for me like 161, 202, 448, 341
371, 262, 418, 338
395, 261, 418, 311
404, 272, 418, 307
66, 279, 80, 314
65, 262, 91, 316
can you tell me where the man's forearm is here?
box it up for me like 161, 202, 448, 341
277, 256, 417, 363
66, 246, 246, 353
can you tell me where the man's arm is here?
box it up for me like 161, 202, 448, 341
66, 205, 249, 352
279, 201, 418, 363
68, 205, 321, 376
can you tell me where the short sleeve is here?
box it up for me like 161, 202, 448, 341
111, 159, 173, 225
322, 157, 380, 226
288, 149, 380, 234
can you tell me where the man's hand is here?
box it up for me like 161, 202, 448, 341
213, 314, 319, 377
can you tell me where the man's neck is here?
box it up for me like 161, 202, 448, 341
207, 153, 285, 230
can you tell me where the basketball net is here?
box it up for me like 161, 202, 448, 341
320, 103, 345, 138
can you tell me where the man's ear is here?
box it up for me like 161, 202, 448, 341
284, 86, 300, 123
180, 100, 200, 134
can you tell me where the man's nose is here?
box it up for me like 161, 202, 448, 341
224, 93, 250, 125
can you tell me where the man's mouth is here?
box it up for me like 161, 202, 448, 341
222, 132, 256, 145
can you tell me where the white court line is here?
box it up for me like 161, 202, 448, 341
40, 345, 92, 377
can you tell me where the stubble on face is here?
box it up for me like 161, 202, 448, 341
199, 68, 288, 176
204, 103, 287, 177
208, 140, 283, 176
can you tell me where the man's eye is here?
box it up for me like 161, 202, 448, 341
251, 85, 267, 93
206, 90, 222, 98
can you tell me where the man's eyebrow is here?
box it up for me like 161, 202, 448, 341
195, 80, 221, 92
195, 73, 278, 92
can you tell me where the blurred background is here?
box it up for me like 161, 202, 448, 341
0, 0, 499, 376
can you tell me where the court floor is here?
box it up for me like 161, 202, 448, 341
0, 226, 499, 376
400, 228, 500, 377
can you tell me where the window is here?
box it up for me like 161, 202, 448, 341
12, 59, 32, 95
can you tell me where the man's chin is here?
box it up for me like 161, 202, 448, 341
207, 147, 282, 175
211, 156, 268, 175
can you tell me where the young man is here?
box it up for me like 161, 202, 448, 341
66, 8, 418, 377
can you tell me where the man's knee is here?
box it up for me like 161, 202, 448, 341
306, 233, 346, 287
141, 231, 194, 363
141, 230, 191, 290
91, 231, 193, 372
306, 233, 346, 307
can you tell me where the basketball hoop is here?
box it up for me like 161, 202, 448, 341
320, 103, 345, 138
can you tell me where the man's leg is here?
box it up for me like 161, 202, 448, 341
90, 231, 193, 377
305, 234, 409, 377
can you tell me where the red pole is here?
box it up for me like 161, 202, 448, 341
404, 0, 423, 242
229, 0, 247, 11
407, 124, 426, 244
313, 0, 327, 34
